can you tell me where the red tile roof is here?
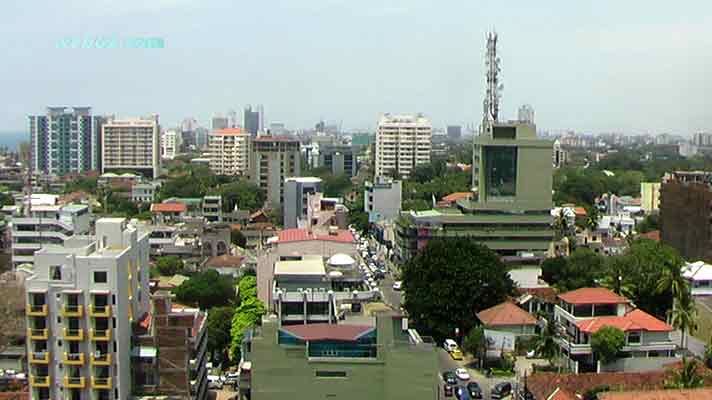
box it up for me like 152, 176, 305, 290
213, 128, 246, 135
151, 202, 187, 213
517, 287, 559, 303
277, 228, 355, 244
600, 388, 712, 400
641, 230, 661, 242
526, 371, 670, 400
442, 192, 472, 202
204, 255, 244, 269
281, 324, 374, 341
477, 302, 537, 326
573, 207, 587, 217
576, 309, 673, 334
558, 287, 629, 305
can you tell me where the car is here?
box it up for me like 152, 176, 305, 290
454, 368, 470, 381
443, 339, 459, 352
444, 384, 454, 397
466, 382, 483, 399
392, 281, 402, 290
450, 348, 463, 360
491, 382, 513, 399
224, 372, 239, 387
442, 371, 457, 385
207, 375, 223, 389
455, 386, 472, 400
526, 349, 537, 359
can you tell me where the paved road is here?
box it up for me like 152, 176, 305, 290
671, 330, 706, 358
379, 273, 402, 310
437, 348, 518, 400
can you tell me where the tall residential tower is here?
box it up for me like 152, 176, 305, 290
102, 116, 161, 178
374, 113, 431, 179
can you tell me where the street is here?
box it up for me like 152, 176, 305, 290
437, 348, 518, 400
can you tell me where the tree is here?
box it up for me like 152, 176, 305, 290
229, 296, 266, 360
155, 256, 184, 276
665, 357, 704, 389
670, 293, 698, 351
584, 205, 601, 232
541, 249, 605, 291
219, 180, 265, 212
206, 306, 235, 364
238, 276, 258, 301
173, 270, 235, 309
401, 238, 514, 342
0, 284, 24, 353
462, 326, 486, 367
0, 192, 15, 206
231, 230, 247, 248
600, 257, 636, 299
533, 320, 559, 367
552, 209, 571, 241
590, 326, 625, 365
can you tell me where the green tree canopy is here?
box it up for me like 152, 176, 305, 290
206, 306, 235, 364
541, 249, 605, 292
231, 230, 247, 248
401, 238, 514, 342
462, 326, 486, 367
173, 270, 235, 309
229, 279, 266, 361
590, 326, 625, 364
155, 256, 184, 276
238, 275, 258, 301
219, 180, 265, 212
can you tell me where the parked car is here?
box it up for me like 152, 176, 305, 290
455, 368, 470, 381
455, 386, 472, 400
207, 375, 223, 389
526, 349, 537, 359
392, 281, 402, 290
450, 348, 463, 360
444, 384, 454, 397
224, 372, 239, 387
443, 339, 459, 352
466, 382, 483, 399
491, 382, 513, 399
442, 371, 457, 385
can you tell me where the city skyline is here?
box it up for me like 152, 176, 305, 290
1, 1, 710, 135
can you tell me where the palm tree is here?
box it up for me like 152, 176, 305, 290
553, 209, 570, 240
585, 205, 601, 233
533, 320, 559, 368
665, 357, 704, 389
670, 293, 698, 351
657, 259, 688, 300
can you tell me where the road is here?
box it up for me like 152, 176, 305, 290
437, 348, 517, 400
379, 273, 402, 310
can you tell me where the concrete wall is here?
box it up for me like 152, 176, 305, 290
599, 356, 678, 373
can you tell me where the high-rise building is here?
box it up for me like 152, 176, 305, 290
29, 107, 105, 175
208, 128, 251, 176
211, 115, 229, 131
102, 116, 161, 178
283, 177, 322, 228
446, 125, 462, 140
25, 218, 151, 400
161, 129, 181, 160
374, 113, 432, 179
195, 127, 209, 149
249, 136, 301, 207
660, 171, 712, 260
243, 105, 263, 135
518, 104, 535, 124
318, 144, 357, 176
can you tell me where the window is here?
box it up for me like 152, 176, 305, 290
315, 370, 347, 378
628, 331, 641, 345
93, 271, 108, 283
50, 265, 62, 280
484, 146, 517, 199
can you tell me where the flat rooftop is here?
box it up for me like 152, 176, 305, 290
274, 258, 326, 276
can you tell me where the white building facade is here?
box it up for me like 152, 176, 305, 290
161, 129, 181, 160
102, 116, 161, 178
208, 128, 251, 176
374, 113, 431, 178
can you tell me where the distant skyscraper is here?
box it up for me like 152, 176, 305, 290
518, 104, 535, 124
212, 115, 229, 130
195, 127, 209, 149
29, 107, 104, 175
161, 129, 181, 160
243, 105, 261, 135
181, 117, 197, 148
447, 125, 462, 140
227, 110, 238, 128
375, 113, 432, 179
209, 128, 250, 176
249, 136, 301, 207
102, 115, 161, 178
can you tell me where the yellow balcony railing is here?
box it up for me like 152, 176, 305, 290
61, 304, 83, 317
89, 305, 111, 318
63, 352, 84, 365
30, 375, 50, 388
28, 328, 49, 340
90, 328, 112, 341
29, 352, 49, 364
91, 353, 112, 366
63, 376, 86, 389
63, 328, 84, 341
27, 304, 48, 316
92, 377, 112, 389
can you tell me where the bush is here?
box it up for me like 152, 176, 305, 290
155, 256, 184, 276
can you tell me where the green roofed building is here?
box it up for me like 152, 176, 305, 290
240, 312, 438, 399
396, 121, 554, 261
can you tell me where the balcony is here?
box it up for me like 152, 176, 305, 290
90, 328, 112, 341
89, 305, 112, 318
27, 304, 48, 316
92, 377, 112, 389
29, 351, 49, 364
61, 304, 84, 317
91, 353, 112, 366
64, 376, 86, 389
30, 375, 50, 388
63, 328, 84, 341
63, 352, 85, 365
28, 328, 49, 340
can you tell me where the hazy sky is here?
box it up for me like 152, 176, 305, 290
1, 0, 710, 135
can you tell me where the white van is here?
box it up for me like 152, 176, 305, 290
443, 339, 459, 352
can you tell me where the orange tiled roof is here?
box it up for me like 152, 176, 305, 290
213, 128, 246, 135
599, 388, 712, 400
442, 192, 472, 202
558, 287, 629, 305
575, 309, 673, 334
476, 302, 537, 327
277, 228, 355, 244
151, 203, 187, 213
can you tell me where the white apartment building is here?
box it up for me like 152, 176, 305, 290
10, 196, 91, 268
208, 128, 251, 176
102, 116, 161, 178
25, 218, 150, 400
161, 129, 181, 160
375, 113, 432, 178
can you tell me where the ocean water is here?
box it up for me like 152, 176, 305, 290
0, 132, 27, 150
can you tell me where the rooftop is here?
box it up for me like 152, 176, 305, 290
276, 228, 355, 244
683, 261, 712, 281
285, 176, 323, 184
280, 323, 375, 341
274, 258, 326, 276
476, 302, 537, 327
599, 389, 712, 400
204, 255, 244, 269
151, 203, 187, 213
558, 287, 630, 305
575, 309, 673, 333
212, 127, 246, 135
442, 192, 472, 203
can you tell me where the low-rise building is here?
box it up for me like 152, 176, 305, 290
131, 181, 160, 204
283, 177, 322, 229
202, 195, 222, 223
682, 261, 712, 297
151, 202, 187, 224
364, 178, 402, 222
317, 144, 357, 176
476, 302, 537, 336
554, 288, 675, 374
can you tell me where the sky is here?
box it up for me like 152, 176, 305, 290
0, 0, 711, 137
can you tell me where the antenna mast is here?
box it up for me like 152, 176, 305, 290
481, 31, 502, 135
